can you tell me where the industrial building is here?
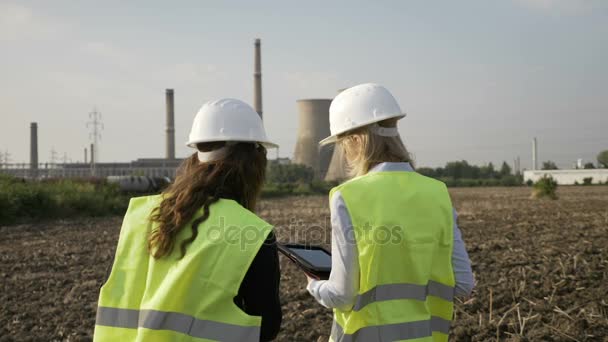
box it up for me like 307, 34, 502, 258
523, 169, 608, 185
523, 138, 607, 184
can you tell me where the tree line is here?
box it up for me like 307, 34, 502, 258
416, 161, 522, 187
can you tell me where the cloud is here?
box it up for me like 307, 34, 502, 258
81, 42, 135, 67
281, 70, 340, 96
513, 0, 607, 15
163, 62, 224, 83
0, 3, 65, 41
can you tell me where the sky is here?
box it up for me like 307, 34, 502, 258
0, 0, 606, 169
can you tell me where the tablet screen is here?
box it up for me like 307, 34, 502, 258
288, 247, 332, 269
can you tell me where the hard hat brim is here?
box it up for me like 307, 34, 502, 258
319, 135, 338, 146
186, 139, 278, 149
318, 112, 406, 146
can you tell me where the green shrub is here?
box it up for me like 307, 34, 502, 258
261, 182, 295, 198
293, 183, 312, 195
525, 179, 534, 187
0, 175, 130, 225
500, 175, 522, 187
582, 177, 593, 186
532, 176, 558, 200
260, 180, 337, 198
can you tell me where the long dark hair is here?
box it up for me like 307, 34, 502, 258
148, 142, 267, 259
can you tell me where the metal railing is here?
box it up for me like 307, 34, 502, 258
0, 163, 177, 179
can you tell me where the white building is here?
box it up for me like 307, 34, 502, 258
523, 169, 608, 185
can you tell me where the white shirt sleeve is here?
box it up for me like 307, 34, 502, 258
306, 190, 359, 311
452, 210, 476, 297
306, 192, 476, 309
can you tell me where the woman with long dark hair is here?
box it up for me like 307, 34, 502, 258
95, 99, 282, 341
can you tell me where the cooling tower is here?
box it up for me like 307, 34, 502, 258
293, 99, 333, 179
254, 39, 263, 119
30, 122, 38, 178
166, 89, 175, 159
325, 143, 348, 182
324, 88, 350, 182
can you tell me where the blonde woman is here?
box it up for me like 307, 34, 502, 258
307, 84, 474, 342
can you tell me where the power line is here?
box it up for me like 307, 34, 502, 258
62, 152, 71, 164
49, 147, 58, 164
86, 107, 104, 163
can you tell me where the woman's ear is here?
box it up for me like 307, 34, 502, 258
348, 135, 362, 152
342, 135, 360, 161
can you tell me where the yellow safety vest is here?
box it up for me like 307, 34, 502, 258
330, 171, 455, 342
94, 195, 273, 342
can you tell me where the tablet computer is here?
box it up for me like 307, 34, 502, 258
277, 243, 331, 280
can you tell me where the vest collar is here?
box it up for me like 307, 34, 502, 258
369, 162, 414, 173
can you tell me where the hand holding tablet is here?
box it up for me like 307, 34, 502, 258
277, 243, 331, 280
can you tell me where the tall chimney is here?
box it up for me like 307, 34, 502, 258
532, 137, 538, 170
30, 122, 38, 178
90, 143, 95, 176
84, 147, 88, 164
254, 39, 263, 119
166, 89, 175, 159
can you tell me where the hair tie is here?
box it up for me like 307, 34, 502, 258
197, 142, 237, 163
371, 123, 399, 137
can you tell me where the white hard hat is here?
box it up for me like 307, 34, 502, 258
319, 83, 406, 145
186, 98, 278, 149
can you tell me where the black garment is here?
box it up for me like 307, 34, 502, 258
234, 231, 282, 341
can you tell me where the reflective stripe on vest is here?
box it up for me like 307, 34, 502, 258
96, 307, 260, 342
353, 281, 454, 311
331, 316, 451, 342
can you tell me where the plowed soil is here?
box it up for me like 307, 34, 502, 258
1, 186, 607, 341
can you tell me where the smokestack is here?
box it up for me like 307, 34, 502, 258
30, 122, 38, 178
166, 89, 175, 159
532, 137, 538, 170
254, 39, 263, 119
91, 144, 95, 168
84, 147, 88, 164
293, 99, 333, 179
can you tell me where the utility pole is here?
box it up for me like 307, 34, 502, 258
0, 150, 12, 168
87, 107, 104, 165
0, 150, 9, 168
49, 148, 58, 177
50, 148, 58, 164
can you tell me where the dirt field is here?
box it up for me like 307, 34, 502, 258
1, 186, 607, 341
